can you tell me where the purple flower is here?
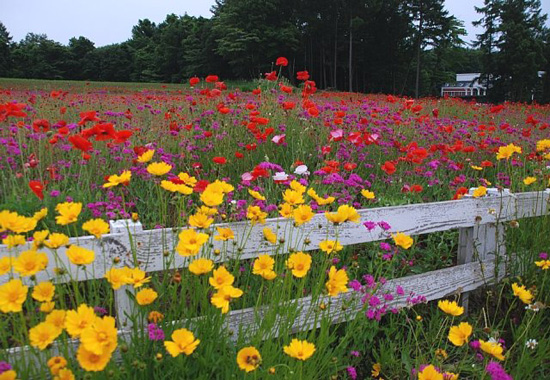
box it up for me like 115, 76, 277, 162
396, 285, 404, 296
485, 361, 513, 380
363, 221, 376, 231
349, 279, 362, 291
147, 323, 165, 341
0, 361, 12, 374
378, 221, 391, 231
350, 350, 360, 357
347, 366, 357, 380
94, 306, 108, 316
50, 190, 60, 197
539, 252, 548, 259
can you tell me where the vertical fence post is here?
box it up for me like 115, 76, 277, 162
457, 188, 511, 314
109, 219, 143, 330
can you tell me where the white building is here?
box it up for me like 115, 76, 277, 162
441, 73, 487, 97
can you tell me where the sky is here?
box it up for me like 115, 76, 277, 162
1, 0, 549, 47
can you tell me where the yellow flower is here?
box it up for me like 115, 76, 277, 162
448, 322, 473, 346
418, 365, 443, 380
176, 229, 209, 256
148, 311, 164, 323
136, 288, 158, 306
471, 165, 483, 171
160, 180, 193, 195
147, 161, 172, 176
30, 321, 62, 350
178, 172, 197, 187
437, 300, 464, 316
40, 301, 56, 313
319, 240, 343, 254
137, 149, 155, 163
472, 186, 487, 198
237, 346, 262, 372
535, 260, 550, 270
293, 205, 315, 226
326, 266, 348, 297
47, 356, 68, 375
125, 267, 151, 288
82, 219, 110, 238
209, 180, 234, 194
45, 233, 70, 249
200, 189, 224, 207
371, 362, 381, 377
209, 266, 234, 289
189, 258, 214, 275
282, 189, 305, 206
54, 368, 75, 380
76, 344, 113, 372
246, 205, 268, 225
211, 285, 243, 313
80, 316, 118, 355
479, 339, 505, 361
164, 328, 200, 357
13, 250, 48, 276
248, 189, 266, 200
32, 281, 55, 302
0, 371, 16, 380
536, 139, 550, 152
290, 180, 306, 194
214, 227, 235, 241
496, 143, 522, 160
32, 230, 49, 249
0, 257, 12, 275
392, 232, 414, 250
512, 283, 533, 304
65, 304, 96, 337
283, 339, 316, 361
523, 177, 537, 185
66, 245, 95, 266
46, 310, 67, 331
0, 279, 28, 313
325, 205, 360, 224
286, 252, 312, 278
279, 203, 294, 218
361, 189, 376, 199
444, 372, 459, 380
263, 227, 277, 244
188, 212, 213, 229
252, 255, 277, 280
105, 267, 131, 290
55, 202, 82, 225
102, 170, 131, 188
0, 210, 37, 233
199, 206, 217, 216
2, 234, 26, 248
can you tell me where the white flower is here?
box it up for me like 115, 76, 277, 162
272, 172, 289, 182
526, 339, 538, 349
294, 165, 309, 176
525, 303, 540, 312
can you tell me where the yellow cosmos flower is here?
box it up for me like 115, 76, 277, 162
0, 210, 37, 233
392, 232, 414, 250
30, 321, 62, 350
496, 143, 522, 160
136, 288, 158, 306
160, 180, 193, 195
237, 346, 261, 372
307, 188, 335, 205
289, 180, 306, 194
0, 279, 28, 313
246, 206, 267, 225
535, 260, 550, 270
199, 206, 218, 216
177, 172, 197, 187
472, 186, 488, 198
208, 180, 234, 194
319, 240, 343, 254
32, 281, 55, 302
55, 202, 82, 225
361, 189, 376, 199
512, 283, 533, 304
80, 316, 118, 355
46, 310, 67, 331
82, 219, 110, 238
102, 170, 131, 188
448, 322, 473, 346
164, 328, 200, 357
437, 300, 464, 316
188, 212, 213, 229
0, 371, 17, 380
2, 234, 26, 248
45, 233, 70, 249
66, 245, 95, 266
279, 203, 294, 218
371, 363, 381, 377
293, 205, 315, 226
418, 365, 443, 380
47, 356, 68, 375
325, 205, 360, 224
176, 229, 209, 256
40, 301, 56, 313
65, 304, 96, 338
283, 339, 316, 361
137, 149, 154, 163
208, 266, 234, 289
326, 266, 348, 297
286, 252, 312, 278
32, 230, 49, 249
252, 255, 276, 280
76, 344, 113, 372
211, 285, 243, 313
13, 250, 48, 276
147, 162, 172, 176
471, 165, 483, 171
248, 189, 266, 200
200, 189, 224, 207
282, 189, 304, 206
214, 227, 235, 241
479, 340, 505, 361
125, 267, 151, 288
262, 227, 277, 244
104, 267, 132, 290
523, 177, 537, 185
54, 368, 75, 380
0, 257, 12, 275
188, 258, 214, 275
536, 139, 550, 152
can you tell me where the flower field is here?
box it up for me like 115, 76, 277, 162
0, 67, 550, 379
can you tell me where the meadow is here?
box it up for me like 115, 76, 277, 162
0, 65, 549, 379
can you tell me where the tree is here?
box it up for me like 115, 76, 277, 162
67, 36, 95, 80
11, 33, 69, 79
0, 22, 13, 77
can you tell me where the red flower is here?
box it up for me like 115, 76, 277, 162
280, 85, 292, 94
235, 151, 244, 159
189, 77, 200, 87
32, 119, 50, 133
92, 123, 117, 141
410, 184, 423, 193
69, 135, 93, 152
213, 157, 227, 164
282, 101, 295, 110
296, 71, 309, 81
60, 106, 67, 115
29, 180, 44, 200
215, 81, 227, 90
115, 130, 133, 144
343, 162, 357, 171
453, 187, 469, 200
276, 57, 288, 66
194, 180, 210, 193
265, 71, 277, 81
205, 75, 219, 83
381, 161, 396, 175
0, 102, 27, 122
252, 88, 261, 95
78, 111, 100, 125
307, 106, 319, 117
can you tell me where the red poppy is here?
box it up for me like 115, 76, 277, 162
296, 71, 309, 81
69, 135, 93, 152
0, 102, 27, 122
194, 180, 210, 193
29, 180, 44, 200
265, 71, 277, 81
235, 151, 244, 159
78, 111, 100, 125
280, 85, 292, 94
410, 184, 423, 193
307, 106, 319, 117
32, 119, 50, 133
343, 162, 357, 171
115, 130, 133, 144
215, 81, 227, 90
205, 75, 219, 83
213, 157, 227, 164
432, 108, 439, 118
92, 123, 117, 141
246, 143, 257, 151
124, 109, 133, 120
453, 187, 469, 200
276, 57, 288, 66
60, 106, 67, 115
252, 88, 261, 95
189, 77, 200, 87
282, 101, 295, 110
381, 161, 396, 175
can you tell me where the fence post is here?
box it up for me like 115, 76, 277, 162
457, 188, 511, 313
109, 219, 143, 330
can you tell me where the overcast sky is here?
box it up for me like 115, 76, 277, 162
1, 0, 549, 47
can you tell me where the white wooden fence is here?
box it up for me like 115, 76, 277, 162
1, 188, 549, 366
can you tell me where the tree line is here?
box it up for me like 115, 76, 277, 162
0, 0, 548, 102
